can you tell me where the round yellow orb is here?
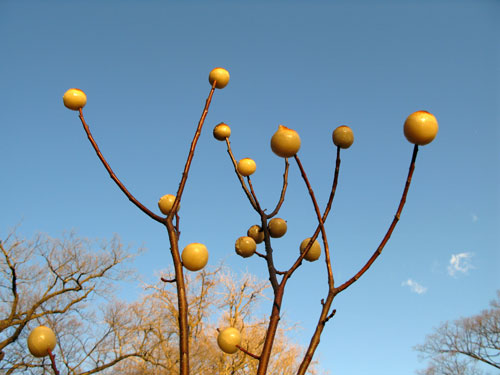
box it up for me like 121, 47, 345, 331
158, 194, 180, 215
209, 67, 230, 89
299, 238, 321, 262
268, 218, 287, 238
235, 236, 257, 258
217, 327, 242, 354
403, 111, 438, 145
63, 88, 87, 111
181, 243, 209, 271
247, 225, 264, 244
28, 326, 57, 358
213, 123, 231, 141
332, 125, 354, 149
237, 158, 256, 177
270, 125, 301, 158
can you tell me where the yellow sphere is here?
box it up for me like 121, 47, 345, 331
209, 67, 230, 89
217, 327, 242, 354
247, 225, 264, 244
237, 158, 256, 177
332, 126, 354, 149
63, 88, 87, 111
299, 238, 321, 262
268, 218, 287, 238
213, 123, 231, 141
403, 111, 438, 145
270, 125, 301, 158
235, 236, 257, 258
181, 243, 209, 271
158, 194, 180, 215
28, 326, 57, 357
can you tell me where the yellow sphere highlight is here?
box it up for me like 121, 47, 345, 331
237, 158, 256, 177
247, 225, 264, 244
158, 194, 180, 215
300, 238, 321, 262
332, 126, 354, 149
28, 326, 57, 358
268, 218, 287, 238
270, 125, 301, 158
403, 111, 438, 145
213, 123, 231, 141
217, 327, 242, 354
209, 67, 230, 89
235, 236, 257, 258
63, 88, 87, 111
181, 243, 209, 271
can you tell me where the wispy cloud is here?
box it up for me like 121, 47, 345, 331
401, 279, 427, 294
472, 214, 479, 223
448, 252, 475, 276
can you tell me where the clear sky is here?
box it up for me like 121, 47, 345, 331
1, 1, 499, 374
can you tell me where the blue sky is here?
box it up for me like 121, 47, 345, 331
1, 1, 499, 374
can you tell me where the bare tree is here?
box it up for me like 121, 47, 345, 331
111, 265, 321, 375
415, 291, 500, 375
0, 230, 155, 375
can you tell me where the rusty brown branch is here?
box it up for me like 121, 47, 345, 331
254, 251, 266, 259
47, 349, 60, 375
293, 155, 334, 288
247, 177, 263, 213
297, 146, 419, 374
168, 82, 216, 220
335, 144, 419, 294
268, 159, 289, 218
225, 138, 259, 211
322, 146, 341, 222
258, 154, 334, 375
165, 220, 189, 375
163, 84, 219, 375
160, 277, 176, 283
236, 345, 261, 360
293, 154, 339, 375
78, 109, 164, 224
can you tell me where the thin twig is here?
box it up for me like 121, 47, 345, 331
225, 138, 259, 211
78, 109, 164, 224
236, 345, 261, 360
293, 155, 334, 289
296, 145, 420, 375
164, 83, 219, 375
254, 251, 266, 259
168, 82, 217, 220
268, 159, 289, 218
335, 144, 419, 294
322, 147, 341, 222
47, 349, 60, 375
247, 178, 263, 212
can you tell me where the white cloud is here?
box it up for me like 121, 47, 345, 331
401, 279, 427, 294
472, 214, 479, 223
448, 252, 475, 276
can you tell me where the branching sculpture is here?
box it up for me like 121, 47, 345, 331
28, 67, 438, 375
